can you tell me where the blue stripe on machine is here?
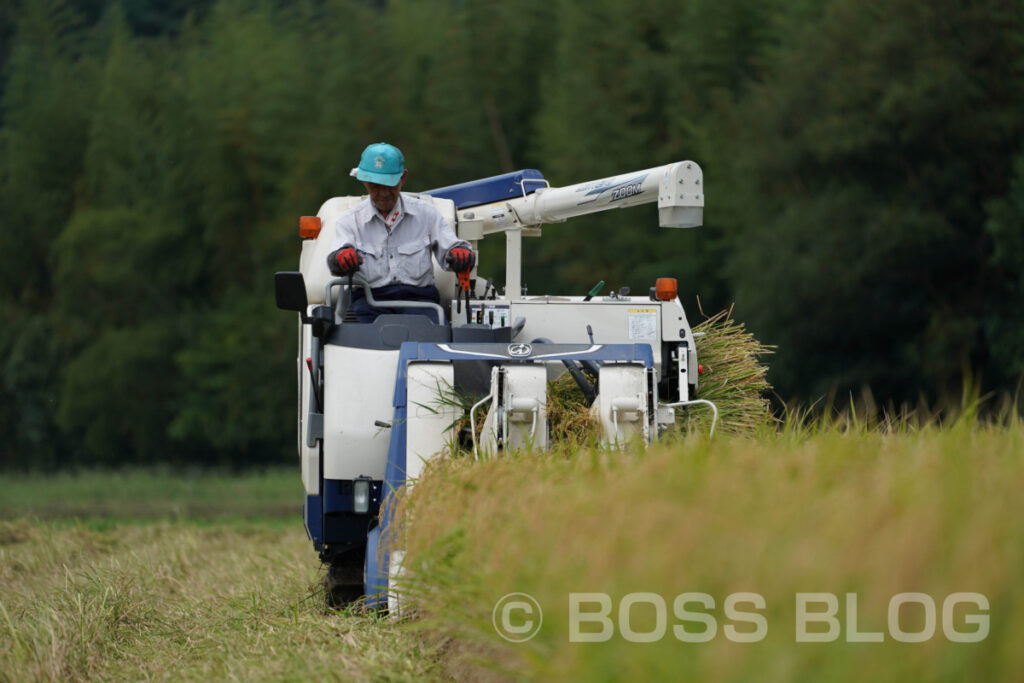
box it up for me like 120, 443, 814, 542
304, 494, 323, 546
422, 169, 547, 209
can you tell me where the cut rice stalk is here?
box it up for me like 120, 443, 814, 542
687, 307, 775, 437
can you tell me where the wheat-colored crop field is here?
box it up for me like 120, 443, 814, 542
2, 418, 1022, 681
0, 470, 442, 682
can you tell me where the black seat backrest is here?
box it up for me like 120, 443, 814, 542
328, 314, 452, 350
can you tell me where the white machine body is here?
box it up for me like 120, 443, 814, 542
478, 364, 550, 456
322, 346, 397, 482
281, 160, 714, 609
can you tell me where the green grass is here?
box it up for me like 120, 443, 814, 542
393, 420, 1024, 682
0, 467, 301, 521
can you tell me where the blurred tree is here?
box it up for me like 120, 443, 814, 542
460, 0, 559, 173
2, 0, 1022, 469
0, 0, 97, 468
376, 0, 491, 187
278, 0, 382, 208
0, 2, 16, 93
170, 289, 293, 463
659, 0, 788, 316
118, 0, 215, 36
0, 0, 94, 305
528, 0, 679, 298
46, 7, 199, 463
0, 308, 65, 468
722, 0, 1024, 403
56, 322, 180, 464
984, 149, 1024, 386
179, 0, 313, 291
527, 0, 778, 311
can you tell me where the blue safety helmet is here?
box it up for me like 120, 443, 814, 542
351, 142, 405, 186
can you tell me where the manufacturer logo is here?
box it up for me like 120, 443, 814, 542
508, 343, 533, 357
374, 155, 385, 169
576, 173, 650, 206
610, 182, 643, 201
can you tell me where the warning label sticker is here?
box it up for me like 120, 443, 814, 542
490, 206, 512, 228
627, 309, 658, 341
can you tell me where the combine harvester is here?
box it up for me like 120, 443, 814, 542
275, 161, 717, 608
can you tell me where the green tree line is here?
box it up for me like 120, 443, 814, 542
1, 0, 1022, 469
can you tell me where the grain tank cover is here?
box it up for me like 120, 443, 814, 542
423, 169, 547, 209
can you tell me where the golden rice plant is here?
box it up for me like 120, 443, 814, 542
541, 307, 776, 441
687, 306, 775, 436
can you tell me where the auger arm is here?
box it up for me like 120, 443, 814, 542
426, 161, 704, 300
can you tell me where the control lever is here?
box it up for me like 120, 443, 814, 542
457, 269, 472, 324
583, 280, 604, 302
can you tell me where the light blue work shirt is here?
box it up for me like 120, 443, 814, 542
329, 194, 470, 288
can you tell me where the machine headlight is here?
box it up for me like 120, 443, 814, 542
353, 477, 371, 514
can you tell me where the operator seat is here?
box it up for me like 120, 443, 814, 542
299, 194, 461, 316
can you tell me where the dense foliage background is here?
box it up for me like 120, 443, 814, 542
1, 0, 1022, 468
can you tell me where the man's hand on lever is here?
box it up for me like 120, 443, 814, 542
328, 247, 362, 277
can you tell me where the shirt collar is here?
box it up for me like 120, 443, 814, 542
360, 193, 412, 229
381, 195, 404, 230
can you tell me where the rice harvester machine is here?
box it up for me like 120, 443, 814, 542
274, 160, 717, 608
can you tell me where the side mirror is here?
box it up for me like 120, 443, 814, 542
275, 272, 310, 317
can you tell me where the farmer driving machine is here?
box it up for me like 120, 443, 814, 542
275, 161, 715, 608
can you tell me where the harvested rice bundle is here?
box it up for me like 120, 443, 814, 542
687, 307, 774, 436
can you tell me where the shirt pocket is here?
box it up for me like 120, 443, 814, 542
357, 243, 387, 283
396, 238, 432, 283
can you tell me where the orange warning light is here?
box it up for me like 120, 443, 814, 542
299, 216, 322, 239
655, 277, 678, 301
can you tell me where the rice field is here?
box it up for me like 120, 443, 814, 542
394, 419, 1024, 682
2, 419, 1021, 681
0, 470, 442, 682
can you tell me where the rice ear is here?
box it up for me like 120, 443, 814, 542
690, 307, 776, 436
